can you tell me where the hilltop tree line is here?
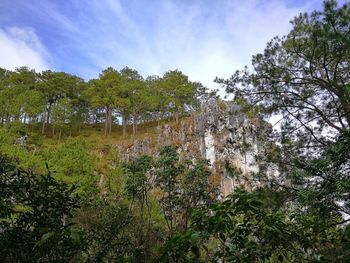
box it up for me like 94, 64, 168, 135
0, 66, 214, 136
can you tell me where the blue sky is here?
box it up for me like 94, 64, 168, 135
0, 0, 330, 89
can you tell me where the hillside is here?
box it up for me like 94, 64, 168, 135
1, 1, 350, 262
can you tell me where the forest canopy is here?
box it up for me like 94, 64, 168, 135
0, 66, 214, 137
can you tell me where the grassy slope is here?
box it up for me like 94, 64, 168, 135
1, 118, 199, 198
0, 118, 197, 238
0, 119, 175, 183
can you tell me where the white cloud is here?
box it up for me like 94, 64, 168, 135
0, 27, 50, 71
0, 0, 320, 90
225, 0, 308, 64
99, 0, 314, 91
161, 0, 308, 90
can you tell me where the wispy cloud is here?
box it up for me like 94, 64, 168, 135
0, 27, 50, 71
0, 0, 324, 88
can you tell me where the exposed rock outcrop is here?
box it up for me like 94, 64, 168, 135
116, 98, 279, 197
194, 98, 279, 197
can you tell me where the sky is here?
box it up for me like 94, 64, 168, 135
0, 0, 331, 90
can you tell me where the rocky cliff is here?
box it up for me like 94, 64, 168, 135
116, 98, 279, 197
194, 99, 279, 197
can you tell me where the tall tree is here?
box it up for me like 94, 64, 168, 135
216, 0, 350, 152
162, 70, 197, 122
0, 67, 38, 123
145, 75, 170, 126
86, 67, 122, 135
120, 67, 144, 136
0, 69, 17, 123
38, 70, 83, 133
155, 146, 183, 233
51, 98, 73, 139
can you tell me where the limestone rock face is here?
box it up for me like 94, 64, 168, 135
116, 98, 279, 197
194, 99, 279, 197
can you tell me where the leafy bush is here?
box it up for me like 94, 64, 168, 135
43, 137, 97, 195
0, 154, 82, 263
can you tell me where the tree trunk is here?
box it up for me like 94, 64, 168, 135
174, 112, 179, 124
340, 98, 350, 127
133, 115, 137, 137
45, 103, 52, 131
94, 109, 98, 124
104, 107, 113, 135
41, 112, 46, 134
104, 108, 108, 136
136, 115, 138, 133
122, 114, 127, 137
108, 108, 112, 134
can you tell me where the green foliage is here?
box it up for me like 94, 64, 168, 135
45, 137, 94, 177
182, 159, 217, 208
1, 2, 349, 262
210, 5, 350, 261
296, 130, 350, 221
19, 89, 45, 119
4, 120, 29, 136
86, 67, 122, 134
0, 154, 82, 263
44, 137, 96, 194
191, 189, 305, 262
216, 0, 350, 153
162, 70, 197, 119
0, 127, 46, 172
158, 129, 350, 262
0, 64, 208, 137
155, 146, 218, 233
156, 230, 201, 263
145, 75, 171, 122
76, 200, 134, 262
156, 146, 184, 232
159, 188, 350, 262
124, 155, 153, 202
51, 97, 74, 138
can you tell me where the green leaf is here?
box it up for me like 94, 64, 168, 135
190, 232, 199, 244
70, 229, 81, 245
34, 231, 55, 249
